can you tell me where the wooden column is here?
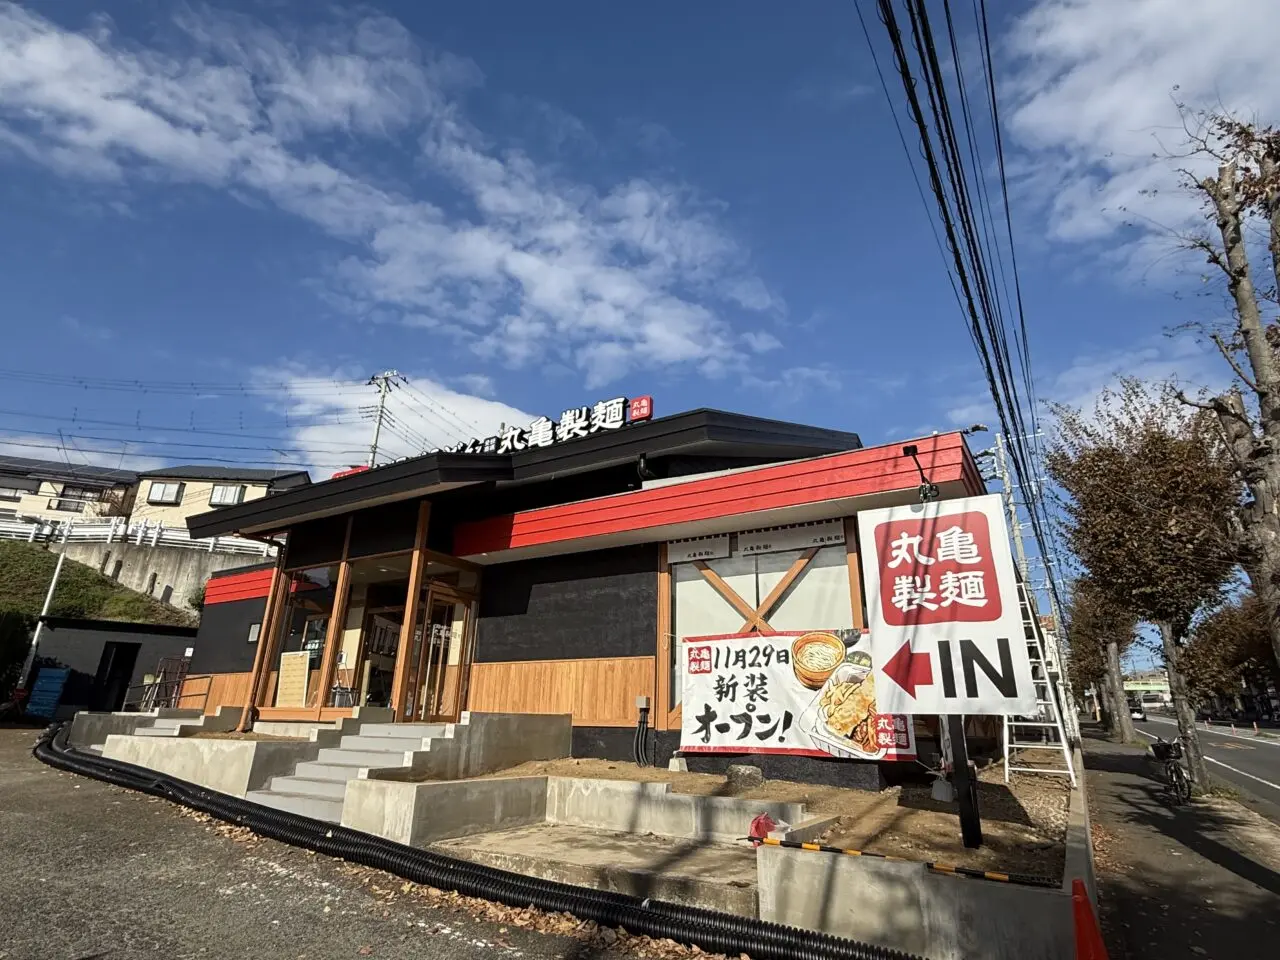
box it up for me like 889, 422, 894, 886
310, 518, 353, 720
389, 501, 431, 721
842, 516, 868, 631
237, 559, 287, 732
654, 544, 671, 731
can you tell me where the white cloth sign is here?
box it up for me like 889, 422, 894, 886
858, 494, 1036, 715
681, 629, 916, 761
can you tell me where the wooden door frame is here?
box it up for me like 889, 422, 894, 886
413, 582, 478, 723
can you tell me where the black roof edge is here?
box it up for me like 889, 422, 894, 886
37, 615, 200, 637
185, 409, 862, 539
186, 453, 511, 539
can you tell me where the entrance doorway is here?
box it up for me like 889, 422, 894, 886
403, 582, 476, 723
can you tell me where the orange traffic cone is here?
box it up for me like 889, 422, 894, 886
1072, 878, 1108, 959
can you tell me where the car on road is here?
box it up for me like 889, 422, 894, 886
1129, 700, 1147, 721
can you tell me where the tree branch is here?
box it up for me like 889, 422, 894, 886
1210, 332, 1263, 392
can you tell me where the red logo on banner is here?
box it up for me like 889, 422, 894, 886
629, 395, 654, 422
874, 510, 1002, 626
687, 645, 712, 675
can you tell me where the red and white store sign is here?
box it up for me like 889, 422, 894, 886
858, 494, 1036, 715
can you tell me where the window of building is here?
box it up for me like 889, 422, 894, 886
53, 485, 102, 512
247, 623, 261, 643
209, 483, 247, 506
147, 481, 185, 505
0, 477, 39, 502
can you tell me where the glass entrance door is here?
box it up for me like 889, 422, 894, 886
406, 584, 476, 723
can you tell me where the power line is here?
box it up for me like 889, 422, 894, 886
872, 0, 1067, 624
393, 380, 482, 443
0, 435, 358, 470
0, 408, 375, 448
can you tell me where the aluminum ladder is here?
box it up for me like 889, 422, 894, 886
1003, 582, 1076, 786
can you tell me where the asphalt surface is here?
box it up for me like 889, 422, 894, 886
0, 726, 613, 960
1134, 716, 1280, 825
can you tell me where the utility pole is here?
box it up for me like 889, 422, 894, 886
992, 432, 1030, 582
367, 370, 400, 467
17, 521, 72, 694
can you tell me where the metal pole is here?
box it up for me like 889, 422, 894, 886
18, 523, 71, 688
993, 433, 1030, 582
367, 369, 399, 467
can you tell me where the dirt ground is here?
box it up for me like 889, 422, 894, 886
487, 757, 1070, 878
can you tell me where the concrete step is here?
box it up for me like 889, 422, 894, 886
245, 790, 342, 823
149, 717, 194, 729
339, 734, 429, 752
132, 726, 179, 737
359, 723, 448, 739
294, 760, 372, 780
315, 747, 412, 767
268, 775, 348, 800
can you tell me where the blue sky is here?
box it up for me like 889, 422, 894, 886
0, 0, 1276, 488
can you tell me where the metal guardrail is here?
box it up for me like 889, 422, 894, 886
0, 517, 273, 557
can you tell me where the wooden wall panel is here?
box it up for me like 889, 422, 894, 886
180, 671, 259, 715
467, 657, 654, 728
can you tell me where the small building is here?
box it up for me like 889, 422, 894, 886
183, 404, 986, 781
30, 615, 199, 716
0, 455, 136, 523
132, 466, 311, 527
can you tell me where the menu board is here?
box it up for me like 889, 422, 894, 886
276, 651, 311, 708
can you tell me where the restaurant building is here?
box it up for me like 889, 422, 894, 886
183, 402, 985, 781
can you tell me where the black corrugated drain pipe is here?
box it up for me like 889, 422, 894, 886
34, 724, 922, 960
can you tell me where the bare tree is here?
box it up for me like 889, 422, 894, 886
1066, 577, 1139, 742
1049, 378, 1239, 790
1173, 115, 1280, 678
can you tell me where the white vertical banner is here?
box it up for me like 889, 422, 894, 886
857, 494, 1036, 715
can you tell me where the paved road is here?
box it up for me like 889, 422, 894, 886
0, 726, 614, 960
1134, 716, 1280, 824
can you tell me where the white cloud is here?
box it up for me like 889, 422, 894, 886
255, 366, 534, 473
0, 4, 779, 386
944, 332, 1225, 433
1005, 0, 1280, 263
743, 330, 783, 353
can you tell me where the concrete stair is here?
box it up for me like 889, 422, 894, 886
244, 722, 454, 823
131, 716, 205, 737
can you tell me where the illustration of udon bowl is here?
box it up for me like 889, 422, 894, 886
791, 632, 847, 689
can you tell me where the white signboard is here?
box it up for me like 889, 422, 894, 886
737, 520, 845, 556
667, 534, 731, 564
681, 629, 916, 761
858, 494, 1036, 715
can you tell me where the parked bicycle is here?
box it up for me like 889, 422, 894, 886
1150, 736, 1192, 805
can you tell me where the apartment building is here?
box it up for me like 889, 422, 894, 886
131, 466, 311, 527
0, 456, 136, 523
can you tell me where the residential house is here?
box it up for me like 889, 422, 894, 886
0, 456, 136, 523
131, 466, 311, 527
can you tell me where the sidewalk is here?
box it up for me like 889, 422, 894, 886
1083, 731, 1280, 959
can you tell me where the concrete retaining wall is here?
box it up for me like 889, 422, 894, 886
342, 777, 549, 846
757, 843, 1073, 960
366, 712, 572, 782
546, 777, 807, 844
757, 755, 1094, 956
61, 540, 254, 610
102, 735, 323, 797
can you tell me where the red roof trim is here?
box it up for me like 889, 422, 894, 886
454, 433, 974, 556
205, 568, 274, 605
